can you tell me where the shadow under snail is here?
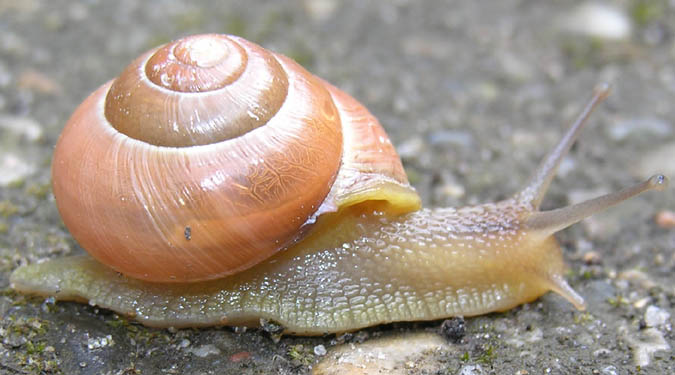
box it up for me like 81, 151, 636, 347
10, 34, 668, 335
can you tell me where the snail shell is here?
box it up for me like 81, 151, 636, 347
51, 34, 420, 282
10, 34, 667, 334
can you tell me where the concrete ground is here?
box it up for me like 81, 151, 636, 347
0, 1, 673, 374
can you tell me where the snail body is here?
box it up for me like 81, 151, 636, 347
10, 34, 666, 335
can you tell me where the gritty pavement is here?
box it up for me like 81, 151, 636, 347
0, 1, 673, 374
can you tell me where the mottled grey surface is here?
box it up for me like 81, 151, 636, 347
0, 0, 673, 374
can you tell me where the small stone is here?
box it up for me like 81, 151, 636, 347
17, 69, 61, 94
178, 339, 190, 349
259, 318, 283, 334
621, 326, 670, 367
633, 297, 650, 309
0, 115, 43, 141
87, 335, 114, 350
655, 210, 675, 229
314, 332, 451, 374
608, 117, 671, 141
0, 152, 36, 187
428, 129, 473, 148
592, 348, 610, 358
439, 317, 465, 343
229, 351, 251, 363
41, 296, 56, 313
582, 251, 602, 265
188, 344, 221, 358
505, 327, 543, 348
618, 270, 658, 290
644, 305, 670, 328
313, 344, 327, 356
438, 181, 466, 199
3, 333, 27, 348
303, 0, 338, 21
561, 2, 632, 40
396, 136, 425, 160
459, 364, 484, 375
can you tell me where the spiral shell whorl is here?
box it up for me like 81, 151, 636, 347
145, 34, 246, 93
104, 34, 290, 147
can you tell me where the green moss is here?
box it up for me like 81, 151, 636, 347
287, 344, 315, 366
7, 178, 25, 189
144, 35, 172, 53
25, 183, 51, 200
255, 10, 294, 42
0, 200, 19, 217
286, 43, 315, 70
2, 316, 61, 373
25, 340, 47, 354
561, 37, 606, 69
105, 314, 131, 329
631, 0, 665, 27
573, 312, 594, 324
475, 344, 496, 364
607, 294, 629, 307
222, 13, 247, 38
458, 343, 497, 365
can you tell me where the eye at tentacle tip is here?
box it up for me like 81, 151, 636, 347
647, 174, 669, 191
524, 174, 668, 237
593, 82, 611, 100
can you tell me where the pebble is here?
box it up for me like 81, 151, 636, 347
427, 129, 473, 148
314, 332, 451, 375
582, 251, 602, 265
621, 326, 670, 367
0, 115, 43, 141
87, 335, 114, 350
618, 269, 658, 290
313, 344, 327, 356
302, 0, 338, 21
17, 70, 61, 94
0, 152, 36, 186
505, 327, 543, 348
655, 210, 675, 229
187, 344, 221, 358
178, 339, 190, 349
608, 117, 671, 141
561, 2, 632, 40
229, 351, 251, 362
644, 305, 670, 328
459, 364, 485, 375
396, 136, 425, 160
592, 348, 611, 358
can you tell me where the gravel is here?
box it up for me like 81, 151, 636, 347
1, 0, 673, 374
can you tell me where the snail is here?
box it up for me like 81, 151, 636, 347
10, 34, 667, 335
